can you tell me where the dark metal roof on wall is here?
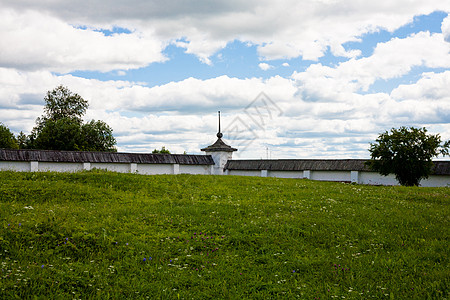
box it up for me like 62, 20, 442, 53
201, 138, 237, 152
0, 149, 215, 165
432, 161, 450, 175
224, 159, 369, 171
224, 159, 450, 175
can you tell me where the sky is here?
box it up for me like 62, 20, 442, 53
1, 0, 450, 159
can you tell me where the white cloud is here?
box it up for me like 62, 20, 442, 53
0, 68, 297, 151
0, 9, 166, 72
1, 1, 449, 158
3, 65, 448, 158
282, 63, 290, 67
391, 71, 450, 102
442, 15, 450, 42
388, 71, 450, 123
258, 63, 273, 71
1, 1, 449, 65
293, 31, 450, 95
173, 38, 227, 65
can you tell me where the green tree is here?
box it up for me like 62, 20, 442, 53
0, 123, 19, 149
367, 126, 449, 186
32, 118, 83, 151
81, 120, 117, 152
28, 86, 116, 152
152, 146, 171, 154
42, 85, 88, 122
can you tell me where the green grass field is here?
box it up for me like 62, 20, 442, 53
0, 170, 448, 299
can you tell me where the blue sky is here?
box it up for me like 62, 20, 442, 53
1, 1, 450, 159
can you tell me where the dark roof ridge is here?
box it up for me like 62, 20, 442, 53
224, 159, 450, 175
0, 149, 214, 165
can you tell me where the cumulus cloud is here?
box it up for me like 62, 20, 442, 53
258, 63, 273, 71
1, 0, 449, 66
391, 71, 450, 101
389, 71, 450, 123
0, 68, 298, 154
0, 68, 296, 115
0, 9, 166, 72
442, 15, 450, 42
1, 1, 449, 158
3, 64, 449, 158
292, 31, 450, 97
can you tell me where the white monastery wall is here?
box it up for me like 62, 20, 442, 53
227, 170, 262, 177
0, 161, 210, 176
357, 171, 449, 187
90, 163, 131, 173
0, 159, 448, 187
38, 162, 84, 172
179, 164, 211, 175
0, 161, 31, 172
225, 168, 448, 187
416, 175, 449, 187
310, 171, 351, 182
137, 164, 176, 175
358, 172, 398, 186
267, 170, 303, 178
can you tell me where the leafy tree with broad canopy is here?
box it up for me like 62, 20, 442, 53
28, 85, 116, 152
0, 123, 19, 149
81, 120, 116, 152
367, 126, 449, 186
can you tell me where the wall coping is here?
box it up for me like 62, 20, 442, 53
0, 149, 214, 165
224, 159, 450, 175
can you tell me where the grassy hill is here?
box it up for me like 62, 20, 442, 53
0, 170, 448, 299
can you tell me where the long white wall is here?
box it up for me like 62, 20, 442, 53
227, 169, 449, 187
1, 160, 448, 187
310, 171, 351, 182
358, 171, 449, 187
179, 164, 213, 175
38, 162, 84, 172
0, 161, 212, 176
0, 161, 31, 172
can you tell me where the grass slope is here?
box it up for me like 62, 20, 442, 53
0, 170, 448, 299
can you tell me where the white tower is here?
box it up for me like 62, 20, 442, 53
201, 111, 237, 175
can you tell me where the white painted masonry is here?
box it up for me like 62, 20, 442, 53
224, 159, 450, 187
0, 161, 30, 172
0, 149, 215, 176
226, 168, 448, 187
205, 151, 233, 175
1, 146, 449, 187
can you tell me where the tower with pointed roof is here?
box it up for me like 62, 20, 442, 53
201, 111, 237, 175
